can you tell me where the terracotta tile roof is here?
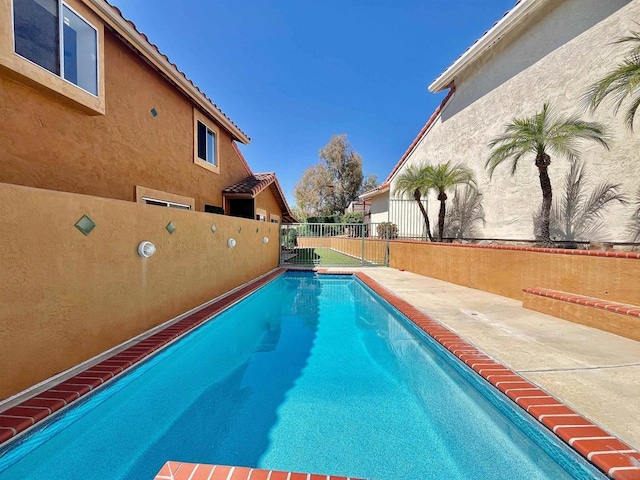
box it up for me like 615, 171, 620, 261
383, 88, 456, 184
223, 173, 296, 223
105, 1, 250, 142
223, 173, 274, 196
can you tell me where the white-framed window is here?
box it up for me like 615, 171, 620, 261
197, 120, 217, 166
270, 214, 280, 223
13, 0, 98, 96
142, 197, 191, 210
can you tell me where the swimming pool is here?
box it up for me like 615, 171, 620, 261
0, 272, 606, 479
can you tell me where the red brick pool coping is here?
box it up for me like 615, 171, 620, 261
2, 268, 639, 480
524, 287, 640, 318
153, 462, 365, 480
0, 269, 286, 447
353, 271, 640, 480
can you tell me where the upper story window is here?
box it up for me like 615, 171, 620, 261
197, 121, 217, 166
193, 109, 220, 174
13, 0, 98, 96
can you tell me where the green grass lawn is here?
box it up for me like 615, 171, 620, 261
284, 247, 365, 266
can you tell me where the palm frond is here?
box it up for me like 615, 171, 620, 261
444, 186, 485, 238
534, 161, 626, 241
585, 31, 640, 130
626, 187, 640, 242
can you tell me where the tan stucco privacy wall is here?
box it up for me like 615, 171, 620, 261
0, 183, 280, 401
390, 241, 639, 305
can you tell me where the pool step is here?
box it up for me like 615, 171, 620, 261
154, 462, 367, 480
523, 287, 640, 342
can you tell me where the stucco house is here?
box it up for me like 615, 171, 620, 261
0, 0, 293, 223
363, 0, 640, 243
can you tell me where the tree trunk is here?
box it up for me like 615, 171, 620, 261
536, 152, 553, 247
414, 189, 433, 241
437, 191, 447, 242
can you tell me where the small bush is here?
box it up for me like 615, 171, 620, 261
377, 222, 398, 239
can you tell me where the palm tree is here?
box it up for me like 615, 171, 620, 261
443, 186, 486, 239
585, 30, 640, 130
532, 160, 627, 244
486, 103, 609, 247
423, 162, 476, 241
394, 164, 433, 241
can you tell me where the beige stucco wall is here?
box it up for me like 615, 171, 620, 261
0, 183, 280, 400
389, 241, 640, 306
391, 0, 640, 242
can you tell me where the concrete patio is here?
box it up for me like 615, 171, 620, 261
329, 267, 640, 450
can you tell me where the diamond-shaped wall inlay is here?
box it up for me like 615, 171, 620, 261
237, 226, 242, 233
166, 221, 176, 234
75, 215, 96, 236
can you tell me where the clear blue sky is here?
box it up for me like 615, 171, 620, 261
110, 0, 516, 206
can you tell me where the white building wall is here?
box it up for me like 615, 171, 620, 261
368, 192, 390, 224
390, 0, 640, 241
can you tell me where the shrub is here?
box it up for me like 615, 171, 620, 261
377, 222, 398, 239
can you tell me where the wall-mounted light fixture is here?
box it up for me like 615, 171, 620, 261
138, 241, 157, 258
228, 238, 237, 248
263, 237, 269, 244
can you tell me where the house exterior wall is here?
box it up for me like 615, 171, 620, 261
390, 0, 640, 242
0, 25, 252, 213
368, 191, 389, 224
0, 182, 280, 400
255, 186, 283, 223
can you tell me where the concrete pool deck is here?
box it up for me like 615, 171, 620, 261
329, 267, 640, 451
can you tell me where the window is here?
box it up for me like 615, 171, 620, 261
197, 121, 217, 166
13, 0, 98, 96
256, 208, 267, 221
270, 214, 280, 224
193, 109, 220, 173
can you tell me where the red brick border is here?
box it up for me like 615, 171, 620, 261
524, 287, 640, 318
0, 269, 286, 446
154, 462, 365, 480
391, 239, 640, 259
355, 272, 640, 480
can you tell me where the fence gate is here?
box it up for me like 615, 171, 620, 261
279, 223, 391, 267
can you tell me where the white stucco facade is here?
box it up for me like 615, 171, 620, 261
387, 0, 640, 242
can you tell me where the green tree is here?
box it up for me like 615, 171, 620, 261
394, 163, 433, 241
533, 161, 627, 243
487, 103, 609, 247
586, 30, 640, 130
424, 162, 476, 242
294, 134, 368, 216
293, 164, 333, 216
443, 186, 486, 239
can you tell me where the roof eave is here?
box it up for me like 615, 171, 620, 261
359, 184, 390, 200
91, 0, 250, 144
428, 0, 548, 93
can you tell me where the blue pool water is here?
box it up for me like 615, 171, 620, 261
0, 273, 605, 479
